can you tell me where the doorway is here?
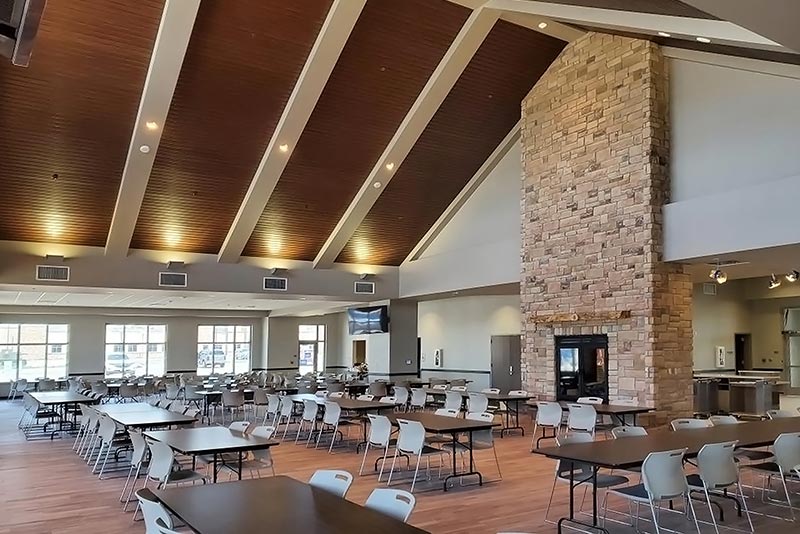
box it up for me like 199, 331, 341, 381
490, 335, 521, 392
352, 339, 366, 365
298, 325, 325, 375
734, 333, 751, 371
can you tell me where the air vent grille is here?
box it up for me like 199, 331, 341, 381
702, 283, 717, 296
158, 272, 187, 288
263, 277, 288, 291
354, 281, 375, 295
35, 265, 69, 282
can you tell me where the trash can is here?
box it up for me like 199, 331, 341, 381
693, 378, 719, 415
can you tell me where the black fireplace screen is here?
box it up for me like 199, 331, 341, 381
555, 334, 608, 401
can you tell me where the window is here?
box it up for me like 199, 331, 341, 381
197, 325, 251, 376
298, 325, 325, 375
0, 324, 69, 382
105, 325, 166, 378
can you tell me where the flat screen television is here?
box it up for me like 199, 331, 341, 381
347, 305, 389, 335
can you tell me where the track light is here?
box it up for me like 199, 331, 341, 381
787, 270, 800, 282
769, 274, 781, 289
708, 267, 727, 284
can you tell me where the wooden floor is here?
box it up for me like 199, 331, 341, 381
1, 401, 798, 534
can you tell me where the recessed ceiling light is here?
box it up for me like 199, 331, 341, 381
696, 36, 711, 43
278, 144, 289, 153
657, 32, 671, 38
139, 144, 151, 154
373, 181, 382, 189
164, 231, 181, 247
538, 22, 548, 29
385, 162, 395, 171
145, 121, 159, 131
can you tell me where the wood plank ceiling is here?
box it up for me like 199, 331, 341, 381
0, 0, 164, 246
336, 21, 567, 265
241, 0, 470, 261
129, 0, 333, 254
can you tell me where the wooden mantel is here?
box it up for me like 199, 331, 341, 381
530, 310, 632, 324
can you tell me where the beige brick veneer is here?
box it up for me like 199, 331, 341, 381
520, 33, 693, 426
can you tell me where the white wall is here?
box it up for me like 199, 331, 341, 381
0, 307, 265, 377
664, 49, 800, 260
417, 295, 520, 389
692, 282, 750, 370
400, 144, 521, 297
265, 314, 343, 371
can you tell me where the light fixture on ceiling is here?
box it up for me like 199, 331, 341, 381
538, 22, 548, 29
164, 231, 180, 247
139, 144, 151, 154
708, 268, 727, 284
657, 31, 671, 38
769, 274, 781, 289
145, 121, 159, 131
373, 181, 382, 189
166, 260, 185, 270
385, 162, 395, 171
359, 273, 372, 280
45, 254, 65, 263
696, 36, 711, 43
786, 270, 800, 282
278, 144, 289, 153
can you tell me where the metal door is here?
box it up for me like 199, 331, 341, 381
491, 335, 521, 392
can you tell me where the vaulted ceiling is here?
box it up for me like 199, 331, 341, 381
0, 0, 796, 269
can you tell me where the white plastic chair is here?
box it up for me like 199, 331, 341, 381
10, 378, 29, 400
481, 387, 500, 394
295, 399, 319, 445
605, 448, 700, 534
577, 396, 603, 404
136, 488, 177, 534
531, 401, 563, 449
467, 393, 489, 415
357, 394, 375, 401
444, 391, 462, 411
365, 488, 416, 523
121, 430, 149, 511
309, 469, 353, 498
709, 415, 773, 462
387, 419, 450, 492
229, 425, 276, 479
263, 393, 282, 425
611, 425, 648, 438
450, 385, 468, 392
92, 414, 122, 478
393, 386, 409, 411
276, 397, 295, 439
328, 391, 345, 399
671, 418, 712, 431
144, 439, 206, 490
767, 409, 797, 419
566, 403, 596, 436
317, 401, 356, 452
747, 432, 800, 520
690, 440, 754, 533
359, 414, 393, 480
221, 390, 246, 424
409, 389, 427, 411
441, 412, 502, 479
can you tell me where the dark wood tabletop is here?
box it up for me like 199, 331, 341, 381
535, 417, 800, 469
525, 399, 653, 415
418, 388, 534, 401
28, 391, 94, 405
107, 409, 197, 428
287, 394, 393, 411
196, 389, 254, 395
388, 412, 498, 434
154, 476, 428, 534
144, 426, 279, 455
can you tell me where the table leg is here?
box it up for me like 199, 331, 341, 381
500, 400, 525, 437
555, 462, 610, 534
443, 431, 483, 491
213, 453, 218, 483
238, 451, 243, 480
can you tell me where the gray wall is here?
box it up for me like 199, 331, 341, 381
692, 282, 750, 370
265, 314, 343, 371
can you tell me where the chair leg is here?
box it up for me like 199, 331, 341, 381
648, 499, 662, 534
544, 476, 558, 523
492, 445, 502, 480
410, 454, 422, 493
779, 471, 795, 521
530, 422, 539, 451
387, 449, 400, 486
737, 481, 755, 532
702, 485, 720, 534
378, 444, 389, 482
294, 420, 304, 444
686, 494, 702, 534
328, 423, 339, 454
359, 443, 371, 476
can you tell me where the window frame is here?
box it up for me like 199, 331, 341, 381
104, 324, 167, 378
0, 323, 69, 381
196, 324, 252, 375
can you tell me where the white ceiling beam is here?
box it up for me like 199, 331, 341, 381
217, 0, 367, 264
486, 0, 782, 50
104, 0, 201, 258
313, 6, 500, 268
402, 122, 519, 265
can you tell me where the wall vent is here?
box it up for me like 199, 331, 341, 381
702, 283, 717, 296
354, 281, 375, 295
35, 265, 69, 282
263, 276, 288, 291
158, 272, 187, 288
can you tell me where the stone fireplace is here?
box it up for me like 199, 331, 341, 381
519, 33, 693, 426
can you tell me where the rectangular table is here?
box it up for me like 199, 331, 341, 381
28, 391, 96, 438
388, 412, 498, 491
96, 402, 161, 414
534, 417, 800, 534
106, 407, 196, 429
419, 388, 535, 436
154, 475, 427, 534
144, 426, 279, 483
196, 389, 254, 422
287, 394, 396, 448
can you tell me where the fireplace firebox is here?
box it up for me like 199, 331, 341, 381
555, 334, 608, 401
